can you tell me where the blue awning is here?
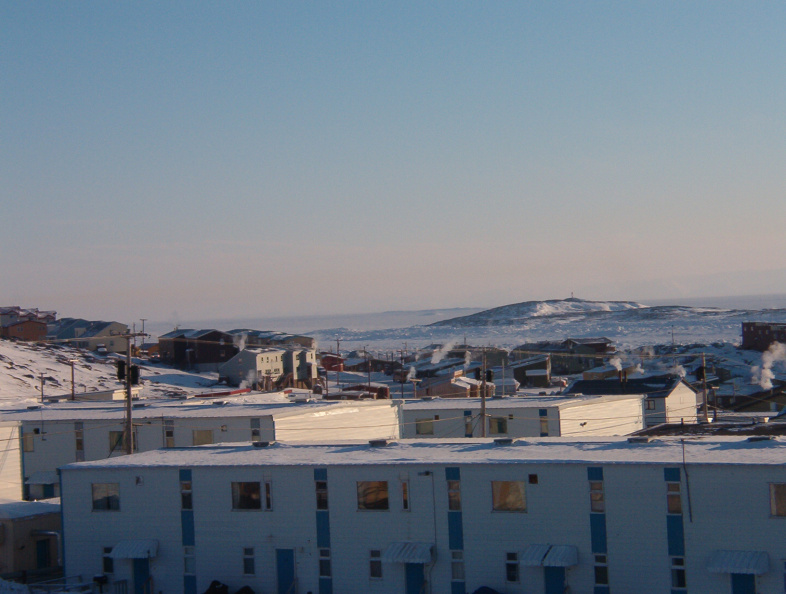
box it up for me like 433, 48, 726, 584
382, 542, 433, 564
543, 545, 579, 567
520, 544, 551, 566
707, 550, 768, 575
109, 540, 158, 559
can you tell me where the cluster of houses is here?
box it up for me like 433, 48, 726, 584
3, 320, 786, 593
0, 307, 56, 342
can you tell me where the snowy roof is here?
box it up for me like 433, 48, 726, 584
403, 394, 641, 411
564, 376, 691, 398
0, 394, 394, 422
59, 436, 786, 471
0, 498, 60, 520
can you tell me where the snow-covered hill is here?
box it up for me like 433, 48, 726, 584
0, 341, 220, 405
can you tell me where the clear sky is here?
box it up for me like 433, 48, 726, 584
3, 2, 786, 324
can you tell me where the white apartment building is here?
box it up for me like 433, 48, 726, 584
59, 436, 786, 594
400, 394, 645, 439
0, 394, 398, 500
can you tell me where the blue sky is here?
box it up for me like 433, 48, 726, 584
3, 2, 786, 323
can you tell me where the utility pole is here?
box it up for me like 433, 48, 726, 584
114, 331, 146, 455
480, 347, 487, 437
69, 359, 76, 400
702, 352, 709, 423
39, 373, 45, 403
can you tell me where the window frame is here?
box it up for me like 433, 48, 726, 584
415, 419, 435, 435
231, 482, 262, 510
192, 429, 214, 446
505, 552, 519, 583
243, 547, 255, 576
316, 480, 328, 510
770, 483, 786, 517
447, 480, 461, 511
489, 416, 508, 435
92, 483, 120, 512
589, 480, 605, 513
369, 549, 383, 579
319, 548, 331, 578
491, 480, 527, 512
357, 481, 390, 511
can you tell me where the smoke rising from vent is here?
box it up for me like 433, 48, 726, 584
431, 340, 457, 365
233, 333, 248, 351
752, 342, 786, 390
609, 357, 623, 371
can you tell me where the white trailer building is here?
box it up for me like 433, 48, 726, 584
400, 394, 645, 439
0, 394, 398, 501
59, 436, 786, 594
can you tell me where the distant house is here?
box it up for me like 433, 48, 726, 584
0, 499, 61, 577
0, 319, 47, 341
218, 347, 287, 390
227, 329, 316, 350
416, 373, 494, 399
47, 318, 129, 353
158, 329, 237, 371
320, 353, 344, 372
0, 306, 56, 328
564, 376, 698, 426
742, 322, 786, 351
512, 337, 614, 375
509, 355, 552, 388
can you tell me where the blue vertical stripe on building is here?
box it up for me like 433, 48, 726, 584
181, 511, 195, 546
445, 467, 460, 481
590, 513, 607, 554
448, 511, 464, 550
594, 586, 610, 594
539, 409, 548, 417
314, 468, 327, 481
316, 510, 331, 548
664, 467, 680, 482
666, 514, 685, 556
184, 575, 197, 594
587, 467, 603, 481
319, 577, 333, 594
179, 469, 192, 481
452, 582, 466, 594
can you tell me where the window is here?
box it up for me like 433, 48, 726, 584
264, 480, 273, 510
192, 429, 213, 446
184, 546, 195, 575
164, 420, 175, 448
316, 480, 328, 510
646, 399, 656, 410
109, 430, 136, 453
102, 547, 114, 573
594, 554, 609, 585
415, 419, 434, 435
771, 483, 786, 516
492, 481, 527, 512
319, 548, 331, 578
22, 433, 34, 453
75, 422, 84, 461
181, 480, 192, 510
447, 480, 461, 510
243, 547, 255, 575
667, 482, 682, 514
357, 481, 389, 510
464, 415, 473, 437
251, 418, 261, 441
529, 474, 538, 485
92, 483, 120, 511
369, 550, 382, 579
232, 482, 261, 510
401, 480, 410, 511
590, 481, 605, 512
505, 552, 519, 582
671, 556, 686, 589
489, 417, 508, 435
540, 417, 549, 436
451, 551, 465, 581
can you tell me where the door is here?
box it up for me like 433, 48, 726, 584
132, 558, 150, 594
544, 567, 565, 594
35, 539, 51, 569
405, 563, 424, 594
731, 573, 756, 594
276, 548, 296, 594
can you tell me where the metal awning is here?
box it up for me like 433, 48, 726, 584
382, 542, 433, 564
543, 545, 578, 567
109, 540, 159, 559
521, 544, 551, 566
707, 550, 768, 575
25, 471, 59, 485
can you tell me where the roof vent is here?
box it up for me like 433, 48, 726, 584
494, 437, 514, 446
627, 436, 651, 444
421, 396, 433, 401
26, 405, 42, 410
252, 441, 273, 448
213, 400, 227, 406
369, 439, 388, 447
747, 435, 775, 442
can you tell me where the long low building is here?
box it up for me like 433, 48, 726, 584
400, 394, 645, 438
60, 436, 786, 594
0, 394, 398, 500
